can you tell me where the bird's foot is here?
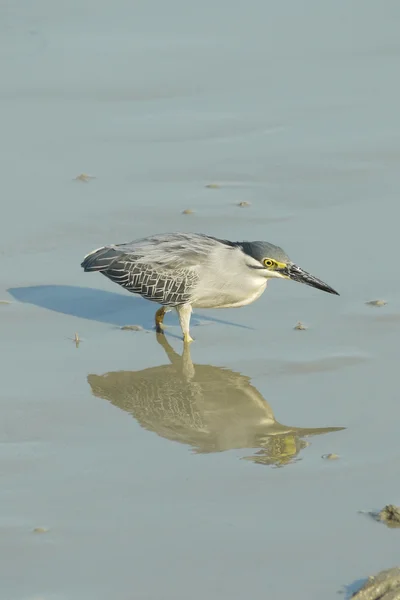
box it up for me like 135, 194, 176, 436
155, 307, 167, 334
183, 332, 194, 344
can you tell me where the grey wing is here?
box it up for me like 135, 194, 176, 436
113, 232, 221, 269
80, 234, 209, 306
111, 258, 199, 306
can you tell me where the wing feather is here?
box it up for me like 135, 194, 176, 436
81, 233, 224, 306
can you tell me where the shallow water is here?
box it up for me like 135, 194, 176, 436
2, 1, 400, 599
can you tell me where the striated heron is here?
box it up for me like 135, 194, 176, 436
81, 232, 339, 343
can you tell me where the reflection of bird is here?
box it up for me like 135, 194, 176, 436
87, 335, 344, 467
81, 232, 339, 343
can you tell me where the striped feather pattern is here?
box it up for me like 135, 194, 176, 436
79, 233, 226, 306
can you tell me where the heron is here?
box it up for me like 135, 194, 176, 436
81, 232, 339, 343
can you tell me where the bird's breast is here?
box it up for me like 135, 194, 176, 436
192, 277, 267, 309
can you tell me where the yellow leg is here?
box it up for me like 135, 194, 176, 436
155, 306, 167, 334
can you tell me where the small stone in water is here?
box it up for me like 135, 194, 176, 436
294, 321, 307, 330
322, 453, 340, 460
366, 299, 387, 307
74, 173, 96, 182
377, 504, 400, 528
349, 566, 400, 598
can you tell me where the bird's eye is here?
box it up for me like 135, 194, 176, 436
263, 258, 276, 269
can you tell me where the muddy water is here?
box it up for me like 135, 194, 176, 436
1, 1, 400, 599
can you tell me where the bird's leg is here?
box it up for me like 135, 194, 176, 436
181, 341, 195, 379
155, 306, 167, 334
155, 331, 180, 364
175, 304, 194, 344
156, 332, 195, 379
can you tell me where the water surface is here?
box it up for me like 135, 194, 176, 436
1, 1, 400, 599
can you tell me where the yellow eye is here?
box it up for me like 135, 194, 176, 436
263, 258, 276, 269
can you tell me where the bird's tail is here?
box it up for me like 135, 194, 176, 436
81, 246, 121, 272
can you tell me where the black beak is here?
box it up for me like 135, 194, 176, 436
282, 264, 339, 296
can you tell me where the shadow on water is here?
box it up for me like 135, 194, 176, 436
7, 285, 253, 331
87, 334, 345, 467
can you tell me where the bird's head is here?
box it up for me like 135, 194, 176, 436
240, 241, 339, 295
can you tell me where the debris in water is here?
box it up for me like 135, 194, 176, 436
182, 209, 194, 215
377, 504, 400, 528
238, 201, 251, 207
294, 321, 307, 330
366, 299, 387, 307
322, 453, 340, 460
349, 566, 400, 598
205, 183, 220, 189
74, 173, 96, 183
33, 527, 48, 534
360, 504, 400, 529
121, 325, 144, 331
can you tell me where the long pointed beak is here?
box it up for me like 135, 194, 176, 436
281, 263, 339, 295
